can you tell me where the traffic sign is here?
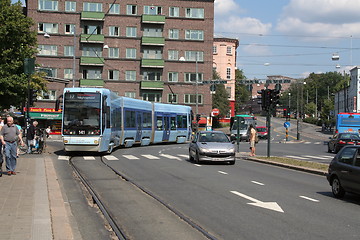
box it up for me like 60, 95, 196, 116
212, 108, 220, 116
284, 122, 290, 128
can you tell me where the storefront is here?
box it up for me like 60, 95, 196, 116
27, 108, 62, 135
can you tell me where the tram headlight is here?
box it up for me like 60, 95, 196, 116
94, 140, 99, 144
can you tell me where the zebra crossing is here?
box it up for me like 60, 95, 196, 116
284, 155, 333, 161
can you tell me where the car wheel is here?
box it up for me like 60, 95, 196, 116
228, 160, 235, 165
195, 151, 200, 164
189, 150, 194, 162
331, 177, 345, 198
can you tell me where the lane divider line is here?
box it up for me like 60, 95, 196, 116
299, 196, 319, 202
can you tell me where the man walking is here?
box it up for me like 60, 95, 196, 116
0, 117, 24, 175
27, 120, 38, 154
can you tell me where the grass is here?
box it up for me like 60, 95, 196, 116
254, 156, 329, 172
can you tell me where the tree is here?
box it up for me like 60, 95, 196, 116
234, 69, 250, 114
0, 1, 46, 110
212, 70, 230, 118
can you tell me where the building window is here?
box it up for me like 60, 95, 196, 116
38, 0, 58, 11
144, 6, 162, 15
65, 1, 76, 12
185, 8, 204, 19
64, 69, 73, 79
169, 7, 179, 17
64, 46, 74, 56
38, 45, 57, 56
108, 47, 119, 58
184, 94, 203, 104
126, 5, 137, 15
168, 72, 178, 82
108, 70, 119, 80
185, 51, 203, 61
84, 25, 102, 34
213, 45, 217, 54
125, 70, 136, 81
226, 87, 231, 98
168, 50, 178, 61
126, 27, 137, 37
39, 90, 56, 100
227, 46, 232, 55
38, 23, 58, 33
143, 49, 162, 59
143, 93, 161, 102
185, 30, 204, 40
125, 92, 136, 98
83, 2, 102, 12
83, 69, 101, 79
109, 26, 119, 36
143, 28, 163, 37
82, 47, 102, 57
184, 73, 203, 83
143, 71, 161, 81
168, 29, 179, 39
226, 67, 231, 80
109, 3, 120, 14
65, 24, 75, 34
126, 48, 136, 59
168, 94, 178, 103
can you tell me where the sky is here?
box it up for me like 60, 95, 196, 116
214, 0, 360, 80
12, 0, 360, 80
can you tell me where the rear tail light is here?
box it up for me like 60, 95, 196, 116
356, 142, 360, 145
348, 141, 354, 144
338, 140, 346, 144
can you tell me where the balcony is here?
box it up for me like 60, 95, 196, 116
141, 15, 165, 24
141, 36, 165, 46
140, 81, 164, 90
80, 34, 104, 43
80, 57, 104, 66
141, 59, 164, 68
81, 11, 105, 21
80, 79, 104, 87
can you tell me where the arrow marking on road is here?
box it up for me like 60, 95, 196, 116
230, 191, 284, 213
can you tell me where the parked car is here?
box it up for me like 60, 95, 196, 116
327, 145, 360, 198
327, 133, 360, 153
189, 131, 235, 165
256, 126, 268, 139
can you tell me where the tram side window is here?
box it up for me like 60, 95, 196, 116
157, 116, 163, 130
177, 115, 187, 129
143, 112, 152, 128
106, 106, 110, 128
171, 117, 176, 130
125, 110, 136, 128
111, 108, 121, 128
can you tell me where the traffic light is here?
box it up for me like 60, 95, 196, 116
270, 89, 280, 107
196, 114, 201, 122
264, 89, 272, 109
29, 89, 38, 106
257, 90, 265, 110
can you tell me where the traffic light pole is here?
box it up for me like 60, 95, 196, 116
266, 109, 271, 158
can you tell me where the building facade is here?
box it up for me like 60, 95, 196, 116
27, 0, 215, 121
212, 37, 239, 118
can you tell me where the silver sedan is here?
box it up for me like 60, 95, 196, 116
189, 131, 235, 165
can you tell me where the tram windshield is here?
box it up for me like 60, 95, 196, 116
63, 92, 101, 135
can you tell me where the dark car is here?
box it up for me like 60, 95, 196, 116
327, 133, 360, 153
327, 145, 360, 198
189, 131, 235, 165
256, 126, 268, 139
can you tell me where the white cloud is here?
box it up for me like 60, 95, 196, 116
277, 0, 360, 38
215, 16, 272, 35
214, 0, 242, 16
243, 43, 272, 56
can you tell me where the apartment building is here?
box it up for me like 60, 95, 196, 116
26, 0, 214, 118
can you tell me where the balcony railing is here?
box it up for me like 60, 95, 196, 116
141, 59, 164, 68
141, 15, 165, 24
141, 36, 165, 46
79, 79, 104, 87
80, 56, 104, 66
80, 34, 104, 43
140, 81, 164, 90
81, 11, 105, 21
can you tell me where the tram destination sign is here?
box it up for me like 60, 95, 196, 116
202, 80, 228, 84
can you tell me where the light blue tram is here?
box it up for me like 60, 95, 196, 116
58, 87, 192, 153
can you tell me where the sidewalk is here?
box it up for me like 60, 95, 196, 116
0, 152, 75, 240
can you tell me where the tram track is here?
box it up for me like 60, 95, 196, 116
69, 155, 218, 240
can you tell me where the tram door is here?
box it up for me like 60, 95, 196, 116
135, 112, 142, 142
162, 115, 170, 141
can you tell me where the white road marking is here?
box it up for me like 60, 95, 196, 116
304, 142, 311, 144
194, 164, 202, 167
142, 154, 159, 159
160, 154, 182, 161
251, 181, 265, 186
58, 156, 69, 161
299, 196, 320, 202
285, 155, 309, 160
303, 155, 329, 160
218, 171, 228, 175
123, 155, 139, 160
314, 142, 322, 144
230, 191, 284, 213
177, 154, 188, 158
103, 155, 118, 161
83, 156, 95, 161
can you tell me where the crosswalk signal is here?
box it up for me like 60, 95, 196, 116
264, 89, 272, 110
271, 89, 280, 107
29, 89, 38, 106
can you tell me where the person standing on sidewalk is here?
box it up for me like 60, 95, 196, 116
26, 120, 38, 154
248, 124, 257, 157
0, 117, 24, 175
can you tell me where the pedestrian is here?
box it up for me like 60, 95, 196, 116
14, 120, 22, 158
45, 126, 51, 138
0, 116, 4, 126
26, 120, 38, 154
249, 124, 257, 157
0, 117, 24, 176
0, 123, 3, 177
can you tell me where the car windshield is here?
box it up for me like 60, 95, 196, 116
257, 128, 266, 132
338, 133, 360, 140
198, 132, 230, 143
